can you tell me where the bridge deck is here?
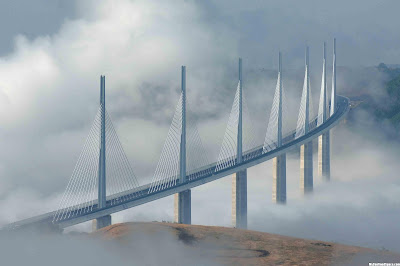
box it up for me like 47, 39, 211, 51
3, 96, 349, 230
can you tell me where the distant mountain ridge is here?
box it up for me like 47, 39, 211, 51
346, 63, 400, 138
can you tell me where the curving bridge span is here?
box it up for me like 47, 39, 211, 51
3, 40, 349, 231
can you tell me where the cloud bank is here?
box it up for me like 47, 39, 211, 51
0, 0, 399, 256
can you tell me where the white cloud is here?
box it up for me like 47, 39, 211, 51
0, 0, 399, 255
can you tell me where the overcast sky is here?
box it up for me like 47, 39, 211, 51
1, 0, 399, 65
0, 0, 399, 255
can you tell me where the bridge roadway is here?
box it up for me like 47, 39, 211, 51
3, 96, 350, 231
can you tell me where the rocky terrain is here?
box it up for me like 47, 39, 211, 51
91, 222, 400, 265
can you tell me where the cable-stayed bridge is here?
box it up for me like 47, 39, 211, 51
3, 39, 349, 232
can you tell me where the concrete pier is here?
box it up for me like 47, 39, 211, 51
231, 58, 247, 229
318, 132, 330, 180
232, 169, 247, 229
272, 154, 286, 203
298, 47, 313, 194
271, 52, 286, 204
92, 76, 111, 231
92, 215, 111, 231
174, 66, 191, 224
174, 189, 191, 224
317, 42, 330, 181
300, 142, 313, 193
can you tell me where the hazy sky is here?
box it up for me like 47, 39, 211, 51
1, 0, 400, 65
0, 0, 399, 256
0, 1, 76, 56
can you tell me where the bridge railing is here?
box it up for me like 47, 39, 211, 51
3, 98, 347, 229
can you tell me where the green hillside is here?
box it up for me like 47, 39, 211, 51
359, 64, 400, 127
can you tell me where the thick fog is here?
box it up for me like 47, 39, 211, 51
0, 0, 399, 261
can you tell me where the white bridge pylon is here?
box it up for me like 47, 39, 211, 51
215, 78, 258, 171
263, 52, 289, 204
296, 47, 315, 139
53, 76, 141, 223
296, 47, 315, 193
263, 52, 291, 154
148, 67, 210, 194
43, 40, 339, 230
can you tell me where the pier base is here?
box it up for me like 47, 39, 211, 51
174, 190, 191, 224
272, 154, 286, 204
92, 215, 111, 231
232, 169, 247, 229
300, 142, 313, 193
318, 132, 330, 180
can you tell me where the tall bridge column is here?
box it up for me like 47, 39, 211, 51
299, 47, 313, 194
300, 142, 313, 193
93, 75, 112, 231
330, 39, 337, 118
272, 154, 286, 203
327, 38, 337, 179
174, 66, 191, 224
318, 133, 330, 180
318, 42, 331, 180
174, 190, 191, 224
271, 53, 286, 204
232, 169, 247, 228
232, 58, 247, 229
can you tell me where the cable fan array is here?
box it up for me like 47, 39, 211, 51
263, 73, 291, 153
53, 108, 141, 222
241, 91, 261, 161
104, 110, 141, 201
186, 113, 211, 180
51, 50, 334, 224
296, 66, 315, 139
215, 81, 258, 172
317, 56, 328, 127
148, 92, 210, 194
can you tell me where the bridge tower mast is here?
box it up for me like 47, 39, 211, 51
272, 52, 287, 204
174, 66, 191, 224
232, 58, 247, 229
99, 75, 106, 209
331, 38, 336, 116
93, 75, 111, 231
318, 42, 331, 180
300, 47, 313, 193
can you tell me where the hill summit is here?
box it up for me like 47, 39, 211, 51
91, 222, 400, 265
